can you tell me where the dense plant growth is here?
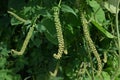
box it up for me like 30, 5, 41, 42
0, 0, 120, 80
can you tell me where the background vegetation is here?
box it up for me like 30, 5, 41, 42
0, 0, 120, 80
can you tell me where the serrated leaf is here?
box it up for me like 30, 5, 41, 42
116, 78, 120, 80
61, 4, 77, 17
91, 20, 115, 38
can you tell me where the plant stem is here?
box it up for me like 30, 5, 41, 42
8, 11, 27, 23
116, 1, 120, 55
88, 51, 95, 80
111, 0, 120, 80
58, 0, 62, 7
11, 15, 39, 55
49, 60, 60, 77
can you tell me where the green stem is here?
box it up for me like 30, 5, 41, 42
49, 61, 60, 77
11, 15, 39, 55
58, 0, 62, 7
86, 69, 92, 80
8, 11, 27, 23
11, 24, 35, 55
111, 0, 120, 80
88, 51, 95, 80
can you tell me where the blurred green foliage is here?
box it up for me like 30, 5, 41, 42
0, 0, 120, 80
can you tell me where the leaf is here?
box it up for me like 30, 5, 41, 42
115, 78, 120, 80
91, 20, 115, 38
39, 9, 52, 18
33, 38, 42, 47
0, 70, 7, 80
50, 76, 63, 80
45, 31, 58, 45
89, 0, 106, 23
0, 57, 7, 68
1, 48, 9, 56
103, 0, 119, 14
36, 23, 46, 33
61, 4, 77, 17
41, 19, 58, 45
0, 70, 13, 80
102, 71, 110, 80
11, 17, 23, 25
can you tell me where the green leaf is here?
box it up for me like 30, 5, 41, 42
8, 0, 25, 10
89, 0, 106, 23
39, 9, 52, 18
50, 76, 63, 80
0, 57, 7, 68
11, 17, 23, 25
102, 71, 110, 80
91, 20, 115, 38
61, 4, 77, 17
1, 48, 9, 56
33, 38, 42, 47
0, 70, 13, 80
115, 78, 120, 80
45, 31, 58, 45
103, 0, 119, 14
36, 23, 46, 33
41, 19, 58, 45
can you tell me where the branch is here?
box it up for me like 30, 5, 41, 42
11, 15, 39, 55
